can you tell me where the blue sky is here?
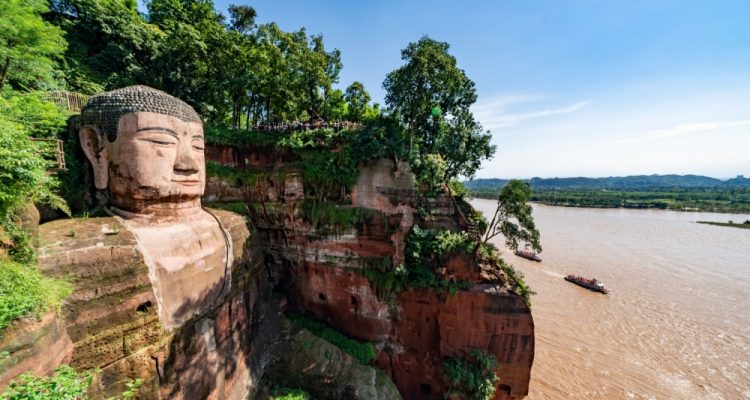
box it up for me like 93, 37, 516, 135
145, 0, 750, 178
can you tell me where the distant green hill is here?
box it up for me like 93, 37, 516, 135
465, 174, 750, 191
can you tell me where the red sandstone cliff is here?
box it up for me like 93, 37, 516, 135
209, 147, 536, 399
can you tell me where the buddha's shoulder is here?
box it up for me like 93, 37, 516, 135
203, 208, 252, 242
38, 216, 141, 273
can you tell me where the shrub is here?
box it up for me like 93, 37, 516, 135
0, 116, 69, 220
498, 258, 535, 307
299, 200, 376, 232
0, 260, 71, 330
448, 179, 470, 199
443, 349, 499, 400
0, 365, 92, 400
0, 365, 143, 400
287, 312, 376, 365
271, 387, 310, 400
413, 153, 447, 197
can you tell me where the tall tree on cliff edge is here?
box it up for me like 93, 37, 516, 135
0, 0, 66, 90
383, 36, 495, 180
344, 81, 371, 122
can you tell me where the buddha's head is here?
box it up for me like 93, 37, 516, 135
79, 86, 205, 215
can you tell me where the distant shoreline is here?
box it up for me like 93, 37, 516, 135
697, 221, 750, 229
469, 187, 750, 214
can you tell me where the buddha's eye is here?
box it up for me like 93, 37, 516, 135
138, 133, 177, 146
192, 138, 205, 151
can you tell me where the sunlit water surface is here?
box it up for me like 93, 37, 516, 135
471, 200, 750, 400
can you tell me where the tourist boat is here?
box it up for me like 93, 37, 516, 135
564, 275, 609, 294
514, 249, 542, 262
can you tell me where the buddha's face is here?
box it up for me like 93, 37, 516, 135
108, 112, 206, 201
80, 111, 206, 208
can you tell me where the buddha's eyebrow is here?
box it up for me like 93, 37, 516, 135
136, 126, 179, 138
192, 134, 204, 140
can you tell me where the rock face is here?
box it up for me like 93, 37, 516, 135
9, 210, 276, 399
267, 320, 403, 400
214, 151, 536, 399
1, 152, 534, 400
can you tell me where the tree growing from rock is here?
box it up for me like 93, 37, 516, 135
482, 180, 542, 252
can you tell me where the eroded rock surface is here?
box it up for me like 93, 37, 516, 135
216, 153, 535, 400
9, 209, 274, 399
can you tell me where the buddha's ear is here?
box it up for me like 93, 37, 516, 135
79, 125, 109, 190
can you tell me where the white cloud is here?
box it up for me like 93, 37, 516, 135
618, 120, 750, 143
473, 95, 591, 130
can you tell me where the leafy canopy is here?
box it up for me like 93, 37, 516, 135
482, 179, 541, 252
383, 36, 495, 180
0, 0, 66, 90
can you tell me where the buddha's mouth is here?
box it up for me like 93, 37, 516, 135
172, 179, 201, 186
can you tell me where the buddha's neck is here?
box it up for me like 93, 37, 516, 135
110, 196, 204, 223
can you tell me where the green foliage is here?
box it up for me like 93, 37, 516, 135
498, 257, 534, 307
350, 116, 407, 162
359, 265, 408, 302
0, 365, 92, 400
119, 378, 143, 400
287, 312, 376, 365
397, 226, 475, 291
443, 349, 500, 400
448, 179, 471, 200
473, 242, 534, 307
204, 126, 283, 147
0, 365, 142, 400
468, 179, 750, 214
483, 179, 541, 253
343, 81, 371, 122
414, 154, 447, 197
299, 201, 376, 232
383, 36, 495, 181
271, 387, 310, 400
0, 218, 35, 264
0, 91, 69, 138
0, 101, 70, 221
0, 260, 71, 331
0, 0, 66, 90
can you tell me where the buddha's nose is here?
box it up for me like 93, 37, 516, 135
174, 144, 199, 173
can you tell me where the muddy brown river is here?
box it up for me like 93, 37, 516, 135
471, 200, 750, 400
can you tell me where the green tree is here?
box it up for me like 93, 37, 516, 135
481, 180, 541, 252
0, 0, 66, 90
344, 81, 371, 122
47, 0, 161, 93
383, 36, 495, 180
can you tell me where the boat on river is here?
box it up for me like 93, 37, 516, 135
564, 275, 609, 294
514, 249, 542, 262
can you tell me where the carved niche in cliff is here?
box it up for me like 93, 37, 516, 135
78, 85, 232, 329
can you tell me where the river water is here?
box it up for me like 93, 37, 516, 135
471, 200, 750, 400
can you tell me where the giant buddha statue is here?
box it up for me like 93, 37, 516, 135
78, 85, 232, 329
0, 86, 267, 398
